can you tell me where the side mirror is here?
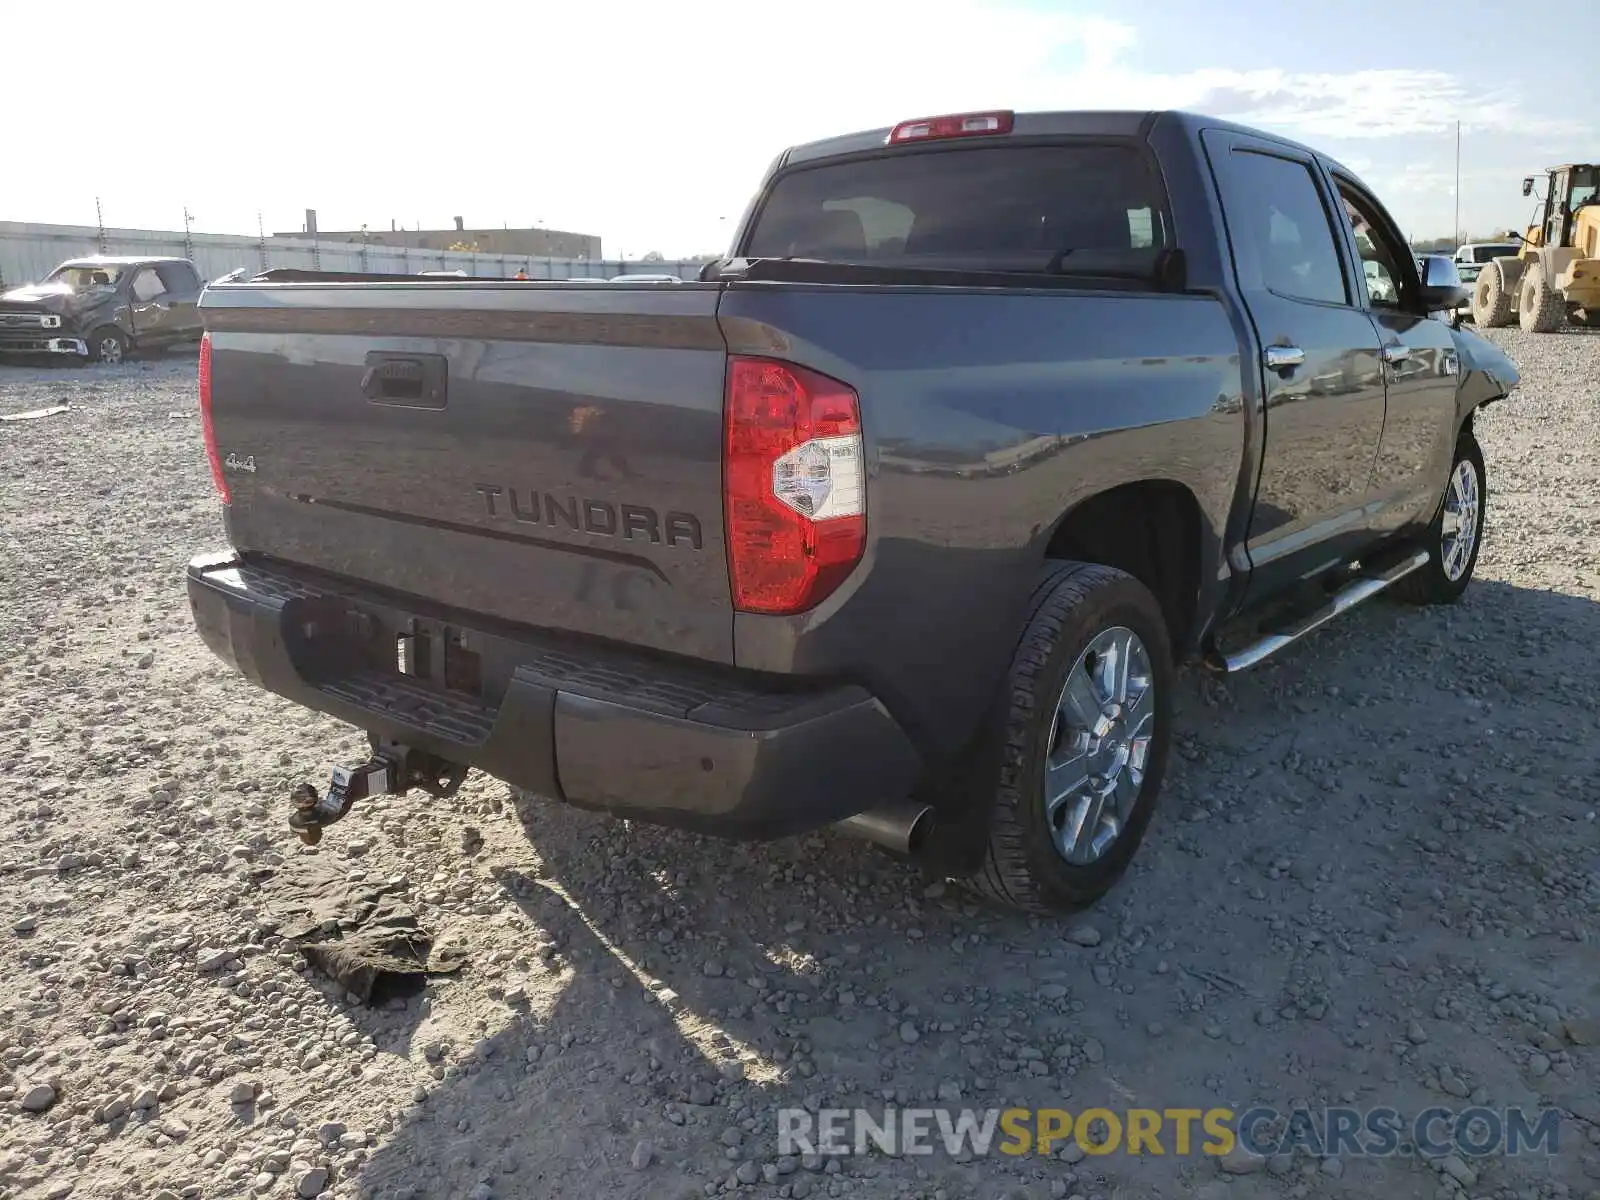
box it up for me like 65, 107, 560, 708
1417, 254, 1470, 315
1521, 177, 1535, 197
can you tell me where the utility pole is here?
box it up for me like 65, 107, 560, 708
1454, 121, 1462, 246
257, 211, 268, 274
183, 206, 195, 262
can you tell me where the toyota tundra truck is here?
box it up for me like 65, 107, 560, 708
186, 109, 1518, 912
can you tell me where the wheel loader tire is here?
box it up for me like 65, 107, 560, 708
1472, 263, 1515, 328
1518, 263, 1564, 333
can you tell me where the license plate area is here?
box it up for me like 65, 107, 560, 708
287, 598, 485, 704
395, 617, 483, 699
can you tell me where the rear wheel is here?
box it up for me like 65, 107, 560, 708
1472, 263, 1515, 328
87, 326, 128, 364
1518, 263, 1564, 332
1396, 431, 1486, 606
959, 562, 1173, 913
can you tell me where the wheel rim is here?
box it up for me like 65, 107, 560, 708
99, 336, 123, 364
1043, 626, 1156, 866
1440, 457, 1481, 582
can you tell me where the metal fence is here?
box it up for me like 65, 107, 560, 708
0, 221, 708, 289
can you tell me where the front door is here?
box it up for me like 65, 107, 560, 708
1546, 168, 1572, 250
1203, 131, 1388, 599
1330, 174, 1461, 537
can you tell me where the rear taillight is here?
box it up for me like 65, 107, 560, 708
198, 332, 230, 505
887, 110, 1014, 144
724, 357, 865, 614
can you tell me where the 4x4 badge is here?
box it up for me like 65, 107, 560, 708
224, 453, 257, 473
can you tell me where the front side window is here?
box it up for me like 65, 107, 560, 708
1569, 166, 1598, 211
1338, 183, 1410, 311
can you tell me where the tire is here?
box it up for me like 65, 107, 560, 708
1471, 263, 1515, 328
1396, 431, 1486, 606
86, 326, 128, 364
1517, 263, 1564, 333
959, 562, 1174, 913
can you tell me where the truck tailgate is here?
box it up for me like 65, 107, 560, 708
201, 282, 734, 663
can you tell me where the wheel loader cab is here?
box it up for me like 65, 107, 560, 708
1474, 162, 1600, 330
1564, 166, 1600, 259
1524, 164, 1599, 259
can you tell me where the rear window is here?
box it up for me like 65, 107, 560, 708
744, 144, 1168, 273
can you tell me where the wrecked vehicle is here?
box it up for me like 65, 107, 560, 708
187, 109, 1519, 912
0, 255, 205, 363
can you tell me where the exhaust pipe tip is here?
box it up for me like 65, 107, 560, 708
834, 802, 935, 857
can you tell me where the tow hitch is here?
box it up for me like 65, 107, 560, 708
288, 743, 468, 845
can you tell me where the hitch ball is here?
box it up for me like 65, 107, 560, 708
288, 782, 325, 845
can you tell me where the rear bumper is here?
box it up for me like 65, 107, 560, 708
186, 552, 922, 839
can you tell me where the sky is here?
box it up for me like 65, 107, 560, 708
6, 0, 1594, 258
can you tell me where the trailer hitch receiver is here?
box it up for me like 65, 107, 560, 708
288, 744, 468, 845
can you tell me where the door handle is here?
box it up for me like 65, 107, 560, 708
1263, 345, 1305, 372
1380, 344, 1409, 364
361, 351, 448, 408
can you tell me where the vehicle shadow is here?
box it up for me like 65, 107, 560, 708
352, 793, 987, 1200
353, 576, 1600, 1200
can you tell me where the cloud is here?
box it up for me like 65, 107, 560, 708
1181, 70, 1526, 139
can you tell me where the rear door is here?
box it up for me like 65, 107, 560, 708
127, 267, 173, 343
155, 261, 205, 340
1203, 130, 1387, 596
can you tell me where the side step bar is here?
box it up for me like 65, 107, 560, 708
1207, 548, 1429, 673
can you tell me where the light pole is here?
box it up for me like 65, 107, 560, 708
1454, 121, 1462, 247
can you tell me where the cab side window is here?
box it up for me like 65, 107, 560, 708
130, 269, 169, 303
156, 262, 201, 293
1337, 184, 1410, 311
1225, 151, 1348, 306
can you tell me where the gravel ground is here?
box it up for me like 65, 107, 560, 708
1, 331, 1597, 1200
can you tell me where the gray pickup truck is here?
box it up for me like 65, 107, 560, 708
0, 255, 206, 363
187, 109, 1518, 912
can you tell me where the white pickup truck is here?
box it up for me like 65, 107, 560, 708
1443, 243, 1519, 321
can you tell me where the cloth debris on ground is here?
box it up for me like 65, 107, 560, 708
1, 404, 71, 422
251, 857, 467, 1005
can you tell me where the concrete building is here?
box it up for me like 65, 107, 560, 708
273, 215, 601, 260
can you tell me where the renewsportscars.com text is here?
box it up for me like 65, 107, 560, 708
777, 1105, 1562, 1159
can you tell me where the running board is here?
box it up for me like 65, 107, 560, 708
1207, 548, 1429, 673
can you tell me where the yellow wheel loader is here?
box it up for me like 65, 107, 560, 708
1471, 164, 1600, 331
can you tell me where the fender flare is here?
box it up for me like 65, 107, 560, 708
1491, 256, 1528, 293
